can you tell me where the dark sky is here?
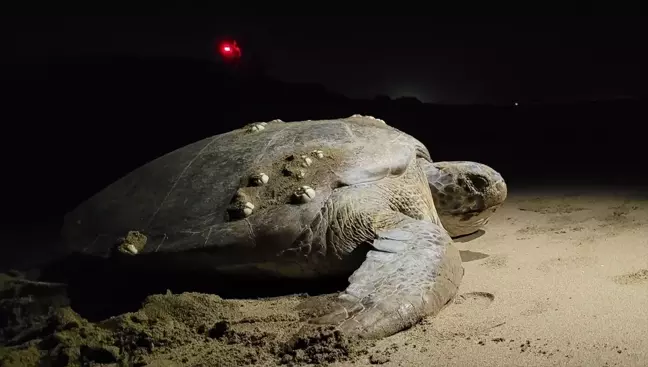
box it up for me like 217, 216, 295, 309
4, 16, 647, 104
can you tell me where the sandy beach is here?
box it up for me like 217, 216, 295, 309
3, 189, 648, 367
334, 188, 648, 367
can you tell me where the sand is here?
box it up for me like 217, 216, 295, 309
338, 189, 648, 367
2, 190, 648, 366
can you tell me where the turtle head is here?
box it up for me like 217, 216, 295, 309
422, 160, 507, 238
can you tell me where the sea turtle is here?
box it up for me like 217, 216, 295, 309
61, 115, 507, 339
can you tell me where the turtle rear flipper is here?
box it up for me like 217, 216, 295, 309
307, 214, 463, 339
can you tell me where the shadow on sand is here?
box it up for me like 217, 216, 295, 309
36, 253, 350, 322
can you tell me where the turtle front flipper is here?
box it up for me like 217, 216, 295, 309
310, 215, 463, 339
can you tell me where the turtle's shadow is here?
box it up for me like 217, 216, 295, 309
453, 229, 486, 243
38, 254, 350, 322
37, 230, 489, 322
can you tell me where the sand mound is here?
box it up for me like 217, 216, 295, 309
0, 274, 368, 367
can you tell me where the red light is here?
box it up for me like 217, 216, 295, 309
217, 40, 241, 60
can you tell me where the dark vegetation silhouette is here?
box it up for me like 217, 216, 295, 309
1, 55, 647, 318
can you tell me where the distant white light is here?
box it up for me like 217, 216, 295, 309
514, 102, 519, 106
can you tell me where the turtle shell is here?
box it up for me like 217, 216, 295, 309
62, 116, 431, 272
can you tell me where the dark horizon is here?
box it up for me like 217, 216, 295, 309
3, 16, 647, 104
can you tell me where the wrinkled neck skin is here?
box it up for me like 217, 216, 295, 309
417, 159, 508, 238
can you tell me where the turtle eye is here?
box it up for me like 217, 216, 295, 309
466, 173, 489, 192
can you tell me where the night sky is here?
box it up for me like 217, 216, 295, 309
4, 16, 647, 104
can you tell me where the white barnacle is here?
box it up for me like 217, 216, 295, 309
250, 173, 269, 186
311, 150, 324, 159
296, 169, 306, 179
124, 244, 138, 255
349, 114, 386, 124
269, 119, 284, 123
228, 199, 255, 220
246, 122, 267, 133
242, 202, 255, 217
364, 115, 383, 122
117, 242, 139, 255
116, 231, 147, 256
300, 155, 313, 167
293, 186, 316, 203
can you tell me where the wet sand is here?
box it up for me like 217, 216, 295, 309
2, 189, 648, 366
